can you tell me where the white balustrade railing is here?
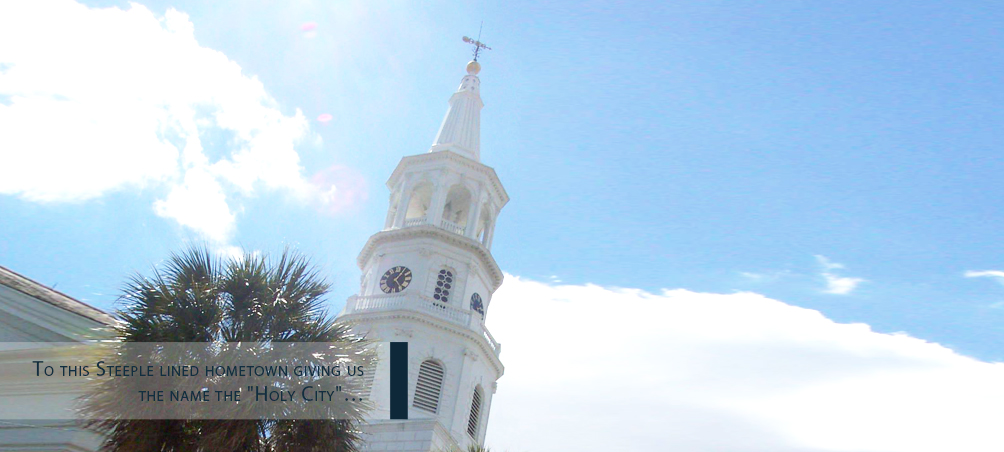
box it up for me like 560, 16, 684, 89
342, 294, 499, 356
403, 217, 427, 227
440, 219, 466, 235
350, 293, 408, 311
344, 294, 471, 329
482, 326, 501, 356
418, 299, 472, 325
400, 216, 469, 237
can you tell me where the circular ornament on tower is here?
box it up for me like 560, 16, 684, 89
380, 266, 412, 293
471, 293, 484, 316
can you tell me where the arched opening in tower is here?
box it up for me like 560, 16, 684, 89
405, 182, 434, 223
441, 184, 473, 233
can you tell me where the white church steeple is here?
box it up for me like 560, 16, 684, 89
338, 58, 508, 452
381, 59, 507, 247
431, 61, 484, 161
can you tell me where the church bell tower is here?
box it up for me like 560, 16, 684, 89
337, 58, 507, 452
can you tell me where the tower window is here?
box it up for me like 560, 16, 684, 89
413, 360, 445, 414
467, 386, 483, 438
433, 269, 454, 303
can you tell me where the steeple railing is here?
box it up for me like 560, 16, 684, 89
399, 216, 470, 237
341, 293, 500, 356
482, 327, 501, 356
440, 219, 466, 235
404, 217, 427, 227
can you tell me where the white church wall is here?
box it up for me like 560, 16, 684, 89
346, 313, 501, 451
357, 419, 458, 452
0, 268, 113, 452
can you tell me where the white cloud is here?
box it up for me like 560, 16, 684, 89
486, 276, 1004, 452
816, 255, 866, 295
739, 269, 792, 283
740, 271, 768, 281
821, 274, 865, 295
0, 1, 323, 242
153, 168, 234, 242
816, 255, 845, 271
965, 270, 1004, 286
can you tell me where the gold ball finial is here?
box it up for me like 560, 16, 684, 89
466, 60, 481, 75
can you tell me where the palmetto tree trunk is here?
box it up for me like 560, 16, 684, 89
83, 246, 366, 451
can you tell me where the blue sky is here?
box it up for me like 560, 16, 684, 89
3, 1, 1004, 362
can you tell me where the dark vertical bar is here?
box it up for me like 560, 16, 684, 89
389, 341, 408, 419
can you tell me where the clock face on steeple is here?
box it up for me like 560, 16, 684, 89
470, 293, 484, 316
380, 266, 412, 293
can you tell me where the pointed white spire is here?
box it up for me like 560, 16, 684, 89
431, 61, 484, 161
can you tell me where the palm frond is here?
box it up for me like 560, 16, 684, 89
86, 245, 365, 451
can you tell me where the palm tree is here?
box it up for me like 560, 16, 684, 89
83, 246, 367, 451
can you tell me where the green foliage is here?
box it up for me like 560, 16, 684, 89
84, 245, 365, 452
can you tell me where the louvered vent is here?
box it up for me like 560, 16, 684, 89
467, 386, 483, 438
413, 360, 445, 413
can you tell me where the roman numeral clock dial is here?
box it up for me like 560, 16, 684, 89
379, 266, 412, 294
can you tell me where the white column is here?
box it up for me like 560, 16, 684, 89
384, 192, 400, 229
479, 389, 494, 444
429, 177, 449, 227
449, 349, 476, 442
482, 204, 496, 248
392, 181, 412, 228
465, 192, 484, 239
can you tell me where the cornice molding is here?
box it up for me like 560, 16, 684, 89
339, 309, 504, 377
356, 226, 504, 292
0, 265, 115, 326
0, 286, 114, 342
386, 150, 510, 207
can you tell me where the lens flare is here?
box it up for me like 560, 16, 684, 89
311, 165, 368, 215
300, 22, 318, 39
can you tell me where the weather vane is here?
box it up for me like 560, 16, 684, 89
463, 22, 491, 61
